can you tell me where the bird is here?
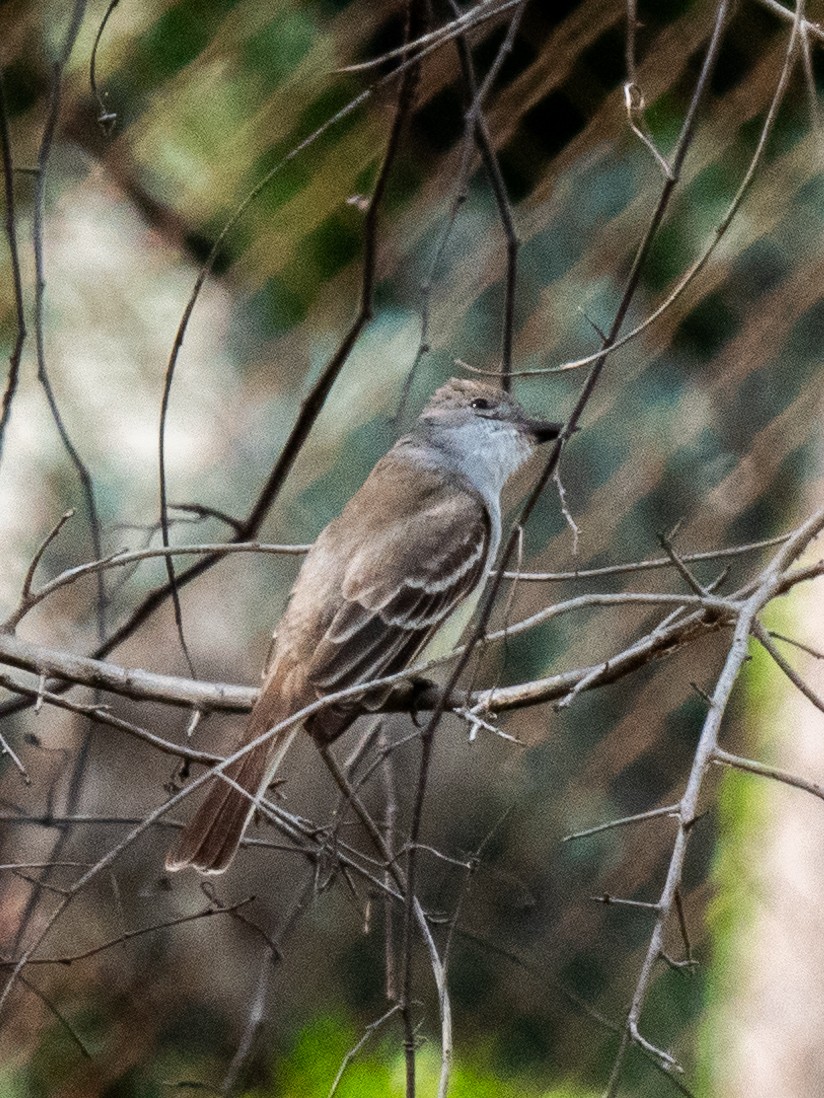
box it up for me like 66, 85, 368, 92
166, 377, 565, 874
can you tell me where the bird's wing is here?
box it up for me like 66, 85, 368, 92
306, 471, 490, 697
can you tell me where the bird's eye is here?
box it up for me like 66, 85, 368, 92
470, 398, 492, 411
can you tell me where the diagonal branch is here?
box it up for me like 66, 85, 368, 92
604, 499, 824, 1095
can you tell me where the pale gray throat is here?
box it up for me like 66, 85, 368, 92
398, 418, 534, 567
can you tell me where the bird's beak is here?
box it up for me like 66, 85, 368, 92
522, 417, 566, 444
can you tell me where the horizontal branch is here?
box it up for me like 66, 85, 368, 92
505, 531, 792, 582
0, 630, 255, 712
4, 540, 311, 630
0, 670, 221, 764
0, 897, 254, 967
0, 604, 724, 721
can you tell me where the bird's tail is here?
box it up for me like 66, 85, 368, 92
165, 718, 298, 875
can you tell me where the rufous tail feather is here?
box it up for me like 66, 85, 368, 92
165, 724, 297, 875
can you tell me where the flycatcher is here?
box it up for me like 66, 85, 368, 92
166, 378, 564, 874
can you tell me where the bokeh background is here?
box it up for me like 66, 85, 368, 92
1, 1, 824, 1095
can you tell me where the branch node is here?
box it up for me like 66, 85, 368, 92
454, 703, 519, 744
552, 464, 579, 554
624, 81, 676, 180
34, 673, 47, 715
590, 894, 661, 911
689, 681, 714, 706
629, 1021, 683, 1072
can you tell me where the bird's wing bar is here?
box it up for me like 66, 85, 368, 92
307, 492, 490, 695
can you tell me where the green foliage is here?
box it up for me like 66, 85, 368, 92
267, 1015, 600, 1098
697, 621, 788, 1094
0, 1068, 26, 1098
4, 1, 824, 1092
141, 1, 241, 85
242, 12, 315, 88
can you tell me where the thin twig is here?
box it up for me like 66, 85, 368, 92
338, 0, 521, 74
448, 0, 520, 389
4, 538, 310, 630
624, 82, 675, 179
673, 888, 693, 967
753, 619, 824, 716
0, 66, 27, 468
0, 727, 29, 783
2, 897, 254, 967
327, 1005, 402, 1098
553, 463, 580, 552
505, 531, 792, 582
33, 0, 104, 638
563, 804, 680, 843
18, 973, 93, 1058
800, 23, 824, 161
18, 510, 75, 605
769, 631, 824, 660
89, 0, 121, 130
657, 529, 712, 598
592, 895, 661, 911
494, 7, 808, 382
219, 938, 276, 1095
625, 0, 638, 85
713, 747, 824, 804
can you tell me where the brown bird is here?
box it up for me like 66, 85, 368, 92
166, 378, 564, 874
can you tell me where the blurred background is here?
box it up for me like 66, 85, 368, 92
1, 0, 824, 1095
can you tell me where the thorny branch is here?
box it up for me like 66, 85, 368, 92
4, 0, 824, 1094
7, 510, 820, 729
602, 503, 824, 1096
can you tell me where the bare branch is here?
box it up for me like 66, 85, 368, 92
504, 531, 792, 582
1, 897, 254, 968
89, 0, 121, 131
0, 630, 256, 712
0, 588, 738, 730
604, 498, 824, 1093
753, 619, 824, 717
563, 804, 680, 843
0, 669, 222, 764
18, 509, 75, 606
4, 539, 310, 630
0, 67, 27, 468
0, 728, 29, 784
713, 748, 824, 804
